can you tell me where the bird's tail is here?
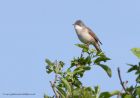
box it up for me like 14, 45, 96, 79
93, 43, 102, 52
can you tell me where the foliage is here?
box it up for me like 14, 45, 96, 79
131, 48, 140, 59
44, 45, 140, 98
121, 48, 140, 98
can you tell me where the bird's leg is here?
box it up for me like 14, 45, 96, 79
81, 43, 90, 57
86, 43, 90, 55
86, 43, 90, 48
81, 50, 84, 57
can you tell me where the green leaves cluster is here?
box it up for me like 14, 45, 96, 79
115, 48, 140, 98
45, 44, 114, 98
128, 62, 140, 83
75, 44, 112, 77
124, 62, 140, 97
45, 45, 140, 98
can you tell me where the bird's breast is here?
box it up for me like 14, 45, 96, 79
76, 30, 93, 44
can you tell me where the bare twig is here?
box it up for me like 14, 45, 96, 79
50, 81, 59, 98
117, 67, 128, 94
50, 74, 59, 98
49, 61, 60, 98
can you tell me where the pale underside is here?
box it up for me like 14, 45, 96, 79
75, 25, 95, 44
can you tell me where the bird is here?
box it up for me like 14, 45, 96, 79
73, 20, 102, 52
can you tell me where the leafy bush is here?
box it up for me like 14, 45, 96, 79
44, 45, 140, 98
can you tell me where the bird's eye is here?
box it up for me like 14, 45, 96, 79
78, 24, 81, 27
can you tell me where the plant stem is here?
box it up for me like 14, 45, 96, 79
50, 81, 59, 98
117, 67, 128, 94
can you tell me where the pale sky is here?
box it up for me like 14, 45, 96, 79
0, 0, 140, 98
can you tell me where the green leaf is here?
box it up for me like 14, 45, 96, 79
94, 86, 100, 95
75, 44, 89, 52
83, 66, 91, 70
136, 86, 140, 95
124, 94, 133, 98
127, 65, 138, 73
110, 90, 120, 96
99, 92, 111, 98
45, 59, 53, 66
73, 78, 82, 87
66, 70, 73, 77
94, 56, 111, 63
46, 65, 53, 74
59, 61, 65, 68
46, 69, 53, 74
126, 86, 134, 94
44, 94, 50, 98
56, 86, 66, 98
86, 56, 92, 65
45, 59, 54, 74
131, 48, 140, 59
73, 66, 91, 77
81, 87, 95, 98
54, 66, 59, 74
136, 76, 140, 83
85, 87, 95, 95
61, 78, 72, 93
73, 88, 81, 97
73, 68, 84, 76
98, 64, 112, 77
99, 90, 120, 98
89, 49, 96, 53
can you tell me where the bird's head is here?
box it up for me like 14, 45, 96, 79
73, 20, 86, 30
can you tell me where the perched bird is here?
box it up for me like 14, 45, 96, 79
73, 20, 102, 52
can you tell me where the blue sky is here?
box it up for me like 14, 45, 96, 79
0, 0, 140, 98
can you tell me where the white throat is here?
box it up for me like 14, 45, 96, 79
75, 25, 83, 31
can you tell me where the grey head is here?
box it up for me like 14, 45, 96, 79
73, 20, 86, 27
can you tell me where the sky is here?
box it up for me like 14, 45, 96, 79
0, 0, 140, 98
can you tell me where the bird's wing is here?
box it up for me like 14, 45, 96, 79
87, 27, 102, 45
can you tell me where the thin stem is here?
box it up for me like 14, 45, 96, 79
117, 67, 128, 94
49, 61, 60, 98
50, 81, 59, 98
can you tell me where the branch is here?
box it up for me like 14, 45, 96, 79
50, 81, 59, 98
117, 67, 129, 94
50, 61, 60, 98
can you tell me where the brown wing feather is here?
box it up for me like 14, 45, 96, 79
87, 27, 102, 45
